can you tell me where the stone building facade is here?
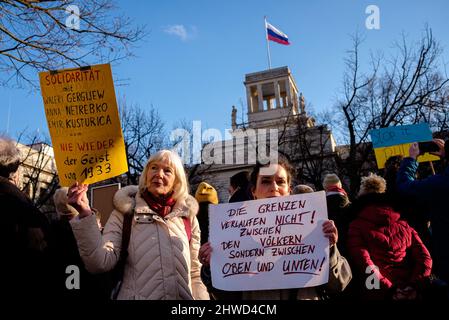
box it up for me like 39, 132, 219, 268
192, 67, 339, 202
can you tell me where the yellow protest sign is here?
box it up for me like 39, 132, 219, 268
39, 64, 128, 186
374, 143, 439, 169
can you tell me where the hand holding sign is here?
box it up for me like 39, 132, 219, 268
199, 242, 212, 266
370, 124, 440, 169
409, 139, 445, 160
428, 138, 445, 158
322, 220, 338, 246
67, 182, 92, 218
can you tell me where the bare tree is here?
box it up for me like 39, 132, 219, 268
0, 0, 144, 87
169, 119, 217, 192
293, 125, 337, 190
14, 130, 59, 216
119, 99, 165, 185
334, 28, 449, 194
275, 105, 338, 191
426, 85, 449, 133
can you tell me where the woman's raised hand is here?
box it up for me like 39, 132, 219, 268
322, 220, 338, 247
67, 182, 92, 218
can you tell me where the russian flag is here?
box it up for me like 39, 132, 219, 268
266, 22, 290, 45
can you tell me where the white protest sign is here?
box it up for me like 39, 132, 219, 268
209, 191, 329, 291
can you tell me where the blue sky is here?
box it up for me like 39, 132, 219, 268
1, 0, 448, 145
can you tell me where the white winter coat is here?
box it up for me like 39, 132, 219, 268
70, 185, 209, 300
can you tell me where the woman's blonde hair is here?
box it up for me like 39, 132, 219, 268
138, 149, 189, 202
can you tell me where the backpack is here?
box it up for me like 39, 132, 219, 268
109, 212, 192, 299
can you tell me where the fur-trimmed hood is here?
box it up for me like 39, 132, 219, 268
113, 185, 138, 215
113, 185, 199, 218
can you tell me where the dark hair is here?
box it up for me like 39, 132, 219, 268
250, 156, 294, 189
230, 171, 250, 189
383, 155, 404, 194
384, 155, 404, 172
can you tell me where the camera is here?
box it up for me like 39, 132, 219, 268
418, 141, 439, 154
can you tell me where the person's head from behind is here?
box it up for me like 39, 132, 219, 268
229, 171, 250, 195
139, 150, 188, 202
383, 155, 404, 191
384, 155, 404, 176
357, 173, 386, 198
292, 184, 314, 195
0, 136, 21, 185
250, 157, 293, 199
322, 173, 342, 191
195, 181, 218, 204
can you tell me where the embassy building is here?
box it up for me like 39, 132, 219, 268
192, 66, 339, 201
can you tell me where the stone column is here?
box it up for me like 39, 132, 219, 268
267, 92, 272, 110
274, 81, 281, 109
285, 78, 292, 108
299, 93, 305, 113
257, 84, 264, 111
293, 91, 298, 113
246, 86, 253, 113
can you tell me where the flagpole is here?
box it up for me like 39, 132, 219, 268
264, 16, 272, 70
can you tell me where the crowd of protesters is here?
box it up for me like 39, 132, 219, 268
2, 133, 448, 301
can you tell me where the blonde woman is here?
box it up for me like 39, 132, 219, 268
68, 150, 209, 300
